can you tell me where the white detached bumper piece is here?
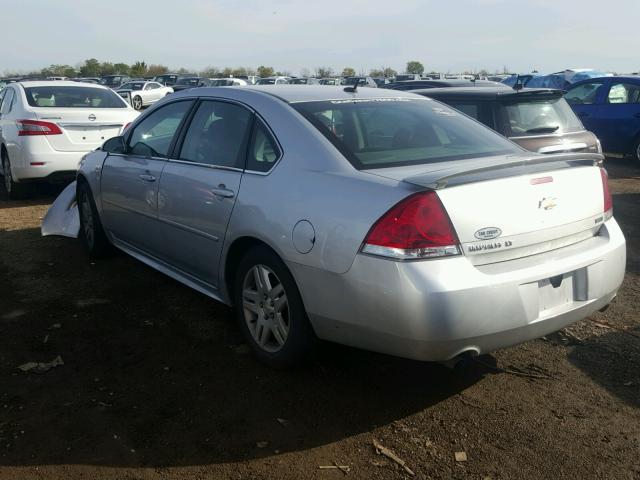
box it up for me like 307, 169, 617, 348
41, 181, 80, 238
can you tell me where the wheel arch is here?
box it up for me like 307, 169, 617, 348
223, 236, 289, 307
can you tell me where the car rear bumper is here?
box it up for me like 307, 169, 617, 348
290, 217, 626, 361
11, 145, 84, 182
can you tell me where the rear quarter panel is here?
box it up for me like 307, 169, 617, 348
223, 95, 418, 278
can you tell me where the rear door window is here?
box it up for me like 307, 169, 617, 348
178, 100, 252, 168
1, 89, 15, 115
606, 82, 640, 104
565, 82, 606, 105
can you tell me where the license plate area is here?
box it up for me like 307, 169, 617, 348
538, 273, 574, 314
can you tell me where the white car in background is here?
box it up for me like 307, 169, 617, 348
115, 81, 173, 110
0, 81, 139, 198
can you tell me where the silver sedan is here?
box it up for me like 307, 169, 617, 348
42, 86, 626, 368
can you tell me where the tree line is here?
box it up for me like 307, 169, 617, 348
4, 59, 433, 79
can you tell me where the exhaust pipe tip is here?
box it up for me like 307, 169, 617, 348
440, 349, 480, 370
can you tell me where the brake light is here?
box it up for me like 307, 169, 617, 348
17, 119, 62, 136
600, 167, 613, 219
362, 191, 461, 260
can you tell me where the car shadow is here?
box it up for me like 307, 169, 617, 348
567, 326, 640, 409
612, 192, 640, 274
0, 181, 67, 209
0, 227, 488, 467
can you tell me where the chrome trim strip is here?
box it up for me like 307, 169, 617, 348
155, 216, 220, 242
101, 199, 157, 221
59, 123, 123, 128
166, 158, 243, 173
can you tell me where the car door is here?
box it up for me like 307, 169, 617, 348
147, 83, 163, 102
155, 99, 252, 288
565, 79, 608, 139
589, 80, 640, 154
0, 88, 19, 162
99, 99, 194, 257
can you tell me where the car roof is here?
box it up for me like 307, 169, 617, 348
412, 86, 563, 100
573, 75, 640, 83
232, 85, 422, 103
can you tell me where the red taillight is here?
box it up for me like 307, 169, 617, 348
17, 119, 62, 136
600, 167, 613, 217
362, 191, 460, 260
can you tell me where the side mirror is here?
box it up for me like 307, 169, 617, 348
102, 136, 126, 154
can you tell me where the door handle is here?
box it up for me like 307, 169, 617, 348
210, 184, 235, 199
139, 173, 156, 182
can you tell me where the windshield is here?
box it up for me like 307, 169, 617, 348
119, 82, 144, 91
342, 77, 364, 86
24, 86, 128, 108
176, 78, 199, 86
99, 76, 122, 86
502, 97, 583, 136
293, 98, 519, 169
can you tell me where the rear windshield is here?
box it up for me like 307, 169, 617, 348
119, 82, 144, 91
502, 97, 583, 136
24, 86, 127, 108
293, 98, 519, 169
99, 77, 123, 86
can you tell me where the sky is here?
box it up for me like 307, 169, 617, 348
2, 0, 639, 75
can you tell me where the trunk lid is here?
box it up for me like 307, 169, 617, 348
34, 108, 135, 152
366, 153, 607, 265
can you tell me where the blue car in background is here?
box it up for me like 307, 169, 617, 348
565, 76, 640, 162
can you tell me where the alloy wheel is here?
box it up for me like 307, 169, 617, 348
242, 264, 290, 353
133, 96, 143, 110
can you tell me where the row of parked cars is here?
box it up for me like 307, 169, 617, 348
2, 74, 639, 199
37, 81, 625, 368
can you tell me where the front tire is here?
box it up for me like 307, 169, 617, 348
234, 246, 316, 368
2, 151, 30, 199
77, 181, 111, 258
132, 95, 143, 110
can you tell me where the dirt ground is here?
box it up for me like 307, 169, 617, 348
0, 159, 639, 480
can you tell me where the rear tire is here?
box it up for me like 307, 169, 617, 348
2, 151, 30, 200
132, 95, 143, 110
77, 180, 111, 258
633, 138, 640, 163
233, 245, 316, 369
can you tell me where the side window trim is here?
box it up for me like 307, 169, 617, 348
605, 82, 640, 105
123, 99, 196, 160
244, 116, 283, 175
1, 88, 15, 115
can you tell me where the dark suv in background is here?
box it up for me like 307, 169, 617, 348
415, 87, 600, 154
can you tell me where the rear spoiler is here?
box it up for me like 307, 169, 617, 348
406, 153, 604, 190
